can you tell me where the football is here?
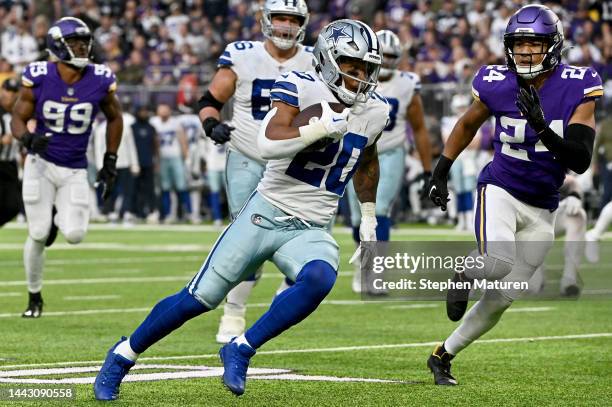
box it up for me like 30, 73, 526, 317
291, 102, 346, 151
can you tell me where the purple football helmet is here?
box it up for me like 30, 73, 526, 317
46, 17, 92, 68
503, 5, 563, 79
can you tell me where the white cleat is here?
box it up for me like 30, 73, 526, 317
584, 230, 600, 263
216, 315, 246, 344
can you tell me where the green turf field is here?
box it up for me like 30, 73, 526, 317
0, 224, 610, 406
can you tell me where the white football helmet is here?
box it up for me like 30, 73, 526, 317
261, 0, 309, 50
376, 30, 402, 78
313, 19, 382, 105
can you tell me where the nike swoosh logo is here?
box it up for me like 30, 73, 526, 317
592, 71, 598, 77
332, 118, 343, 122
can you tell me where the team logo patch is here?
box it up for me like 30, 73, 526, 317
327, 26, 351, 46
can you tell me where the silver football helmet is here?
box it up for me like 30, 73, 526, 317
313, 19, 382, 105
376, 30, 402, 78
261, 0, 309, 50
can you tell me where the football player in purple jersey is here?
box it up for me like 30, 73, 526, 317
425, 5, 602, 385
11, 17, 123, 318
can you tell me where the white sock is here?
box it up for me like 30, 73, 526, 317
592, 201, 612, 238
113, 338, 139, 362
224, 279, 257, 318
24, 237, 45, 293
444, 289, 513, 355
562, 211, 586, 287
234, 334, 253, 349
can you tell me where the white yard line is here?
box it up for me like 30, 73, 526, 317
63, 295, 121, 301
0, 332, 609, 370
0, 256, 203, 267
506, 306, 555, 313
0, 292, 21, 297
0, 243, 211, 252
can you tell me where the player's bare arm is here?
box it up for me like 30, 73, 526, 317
97, 91, 123, 201
10, 86, 35, 141
428, 98, 490, 210
10, 86, 52, 154
353, 142, 379, 204
198, 68, 237, 122
406, 93, 432, 172
198, 68, 236, 144
100, 91, 123, 154
442, 98, 491, 160
265, 101, 300, 140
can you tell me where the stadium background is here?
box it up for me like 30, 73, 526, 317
1, 0, 611, 225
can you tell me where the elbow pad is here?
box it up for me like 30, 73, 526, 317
197, 90, 224, 112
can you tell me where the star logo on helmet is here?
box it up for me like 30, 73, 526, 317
327, 26, 351, 46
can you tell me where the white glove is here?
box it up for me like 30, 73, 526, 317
349, 202, 377, 264
299, 100, 350, 145
562, 195, 582, 216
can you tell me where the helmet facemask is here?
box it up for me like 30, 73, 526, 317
262, 12, 307, 50
328, 55, 381, 105
379, 53, 400, 79
505, 35, 557, 79
62, 35, 93, 68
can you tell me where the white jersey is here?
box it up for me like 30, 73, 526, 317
179, 113, 205, 172
375, 70, 420, 153
150, 116, 183, 158
218, 41, 314, 163
257, 70, 390, 225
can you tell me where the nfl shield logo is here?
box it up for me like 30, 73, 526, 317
67, 88, 74, 96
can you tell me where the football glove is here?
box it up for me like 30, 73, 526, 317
562, 194, 582, 216
21, 132, 51, 155
203, 117, 233, 145
96, 152, 118, 201
428, 156, 453, 211
516, 85, 547, 134
349, 202, 377, 264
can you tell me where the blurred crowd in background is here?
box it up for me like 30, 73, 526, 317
1, 0, 611, 227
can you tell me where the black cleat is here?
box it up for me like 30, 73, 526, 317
22, 292, 43, 318
562, 285, 581, 298
446, 272, 472, 321
45, 206, 58, 247
428, 344, 457, 385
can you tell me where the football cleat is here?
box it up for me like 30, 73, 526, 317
219, 339, 256, 396
93, 337, 135, 401
446, 272, 472, 321
216, 315, 246, 344
428, 345, 458, 386
22, 292, 43, 318
561, 284, 581, 298
45, 206, 58, 247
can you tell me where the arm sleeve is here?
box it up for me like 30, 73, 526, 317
538, 123, 595, 174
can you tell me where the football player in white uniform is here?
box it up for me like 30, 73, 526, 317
346, 29, 432, 293
94, 19, 388, 400
179, 108, 206, 224
198, 0, 315, 343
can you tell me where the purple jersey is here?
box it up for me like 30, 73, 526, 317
471, 63, 603, 210
21, 61, 117, 169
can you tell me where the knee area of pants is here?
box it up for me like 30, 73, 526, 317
517, 240, 553, 268
64, 229, 85, 244
467, 253, 513, 280
480, 289, 514, 311
297, 260, 337, 293
29, 227, 50, 242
